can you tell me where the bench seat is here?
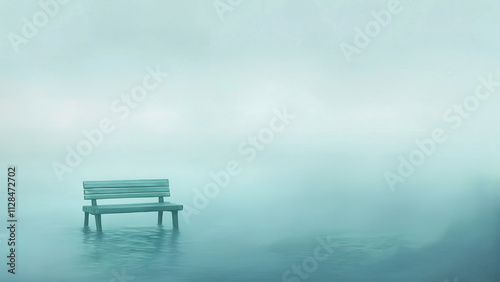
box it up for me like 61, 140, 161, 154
83, 202, 183, 214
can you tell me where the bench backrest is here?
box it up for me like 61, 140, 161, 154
83, 179, 170, 203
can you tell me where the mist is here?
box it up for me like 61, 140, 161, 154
1, 0, 499, 281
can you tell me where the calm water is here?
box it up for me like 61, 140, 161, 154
3, 201, 500, 282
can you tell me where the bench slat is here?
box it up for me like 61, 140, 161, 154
84, 192, 170, 200
83, 202, 183, 214
84, 187, 169, 195
84, 179, 169, 189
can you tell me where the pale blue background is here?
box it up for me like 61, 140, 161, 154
0, 0, 499, 281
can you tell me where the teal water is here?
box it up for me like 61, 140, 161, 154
3, 195, 500, 282
2, 161, 500, 281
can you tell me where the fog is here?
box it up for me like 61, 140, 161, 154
1, 0, 499, 281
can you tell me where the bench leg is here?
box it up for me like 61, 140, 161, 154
84, 212, 89, 227
172, 211, 179, 230
95, 214, 102, 232
158, 211, 163, 225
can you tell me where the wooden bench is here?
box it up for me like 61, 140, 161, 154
82, 179, 183, 232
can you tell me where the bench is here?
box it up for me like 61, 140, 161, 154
82, 179, 183, 232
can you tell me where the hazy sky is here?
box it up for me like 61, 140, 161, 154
2, 5, 500, 282
1, 0, 499, 201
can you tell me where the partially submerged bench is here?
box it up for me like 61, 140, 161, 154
82, 179, 183, 232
